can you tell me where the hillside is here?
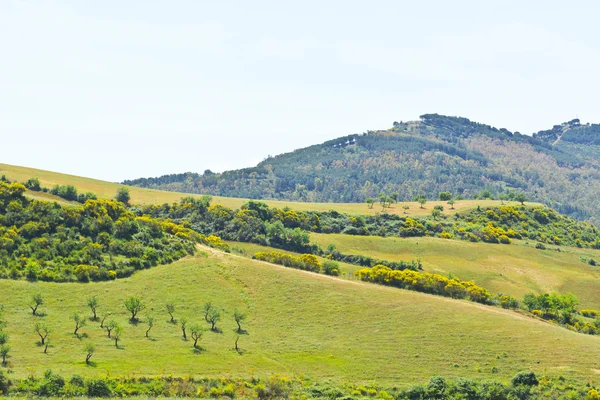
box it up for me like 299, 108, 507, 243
124, 114, 600, 223
2, 247, 600, 387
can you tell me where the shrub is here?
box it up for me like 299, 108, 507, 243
87, 378, 113, 397
511, 371, 539, 387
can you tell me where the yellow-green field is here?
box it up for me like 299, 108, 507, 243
1, 246, 600, 386
310, 234, 600, 309
0, 163, 536, 216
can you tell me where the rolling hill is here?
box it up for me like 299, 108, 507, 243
124, 114, 600, 224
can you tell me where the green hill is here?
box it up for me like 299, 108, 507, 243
124, 114, 600, 224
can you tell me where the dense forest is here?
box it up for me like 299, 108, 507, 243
124, 114, 600, 224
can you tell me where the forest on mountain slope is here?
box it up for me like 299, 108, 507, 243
124, 114, 600, 224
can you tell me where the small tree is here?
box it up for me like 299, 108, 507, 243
414, 194, 427, 209
438, 192, 452, 201
34, 322, 51, 345
203, 302, 214, 322
100, 313, 110, 329
112, 325, 122, 348
73, 312, 86, 335
0, 344, 9, 366
447, 199, 455, 210
365, 198, 374, 209
233, 309, 247, 333
105, 320, 117, 338
85, 343, 95, 364
30, 293, 44, 316
190, 324, 204, 349
207, 308, 221, 331
87, 296, 99, 320
145, 316, 154, 338
431, 209, 441, 220
44, 338, 50, 354
124, 296, 145, 322
390, 192, 399, 203
166, 302, 176, 323
115, 187, 131, 205
180, 318, 188, 340
402, 205, 409, 214
514, 192, 528, 205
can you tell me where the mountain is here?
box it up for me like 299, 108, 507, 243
124, 114, 600, 223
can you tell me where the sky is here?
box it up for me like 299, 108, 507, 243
2, 1, 600, 182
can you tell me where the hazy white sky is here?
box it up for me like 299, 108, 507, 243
2, 1, 599, 182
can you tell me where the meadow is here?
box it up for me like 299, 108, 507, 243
0, 163, 533, 216
310, 233, 600, 309
1, 246, 600, 388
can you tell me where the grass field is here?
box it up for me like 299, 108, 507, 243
310, 233, 600, 309
0, 163, 536, 216
1, 246, 600, 387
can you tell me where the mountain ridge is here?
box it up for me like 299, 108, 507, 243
124, 114, 600, 223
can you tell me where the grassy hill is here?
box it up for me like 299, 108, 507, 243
310, 233, 600, 309
123, 114, 600, 224
0, 162, 525, 217
2, 246, 600, 387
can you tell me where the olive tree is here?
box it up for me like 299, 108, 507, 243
145, 316, 154, 338
124, 296, 145, 322
190, 324, 204, 349
87, 296, 99, 320
166, 302, 176, 323
34, 322, 51, 345
112, 325, 123, 348
85, 343, 95, 364
203, 302, 213, 322
180, 318, 188, 340
105, 320, 117, 338
73, 312, 86, 335
207, 308, 221, 332
30, 293, 44, 316
0, 344, 9, 366
233, 309, 247, 333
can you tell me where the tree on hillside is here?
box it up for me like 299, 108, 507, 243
85, 343, 95, 364
390, 192, 399, 203
25, 177, 41, 191
514, 192, 528, 205
30, 293, 44, 316
207, 308, 221, 332
100, 313, 110, 329
0, 344, 9, 366
414, 194, 427, 209
145, 316, 154, 338
402, 205, 410, 214
124, 296, 145, 322
105, 320, 117, 338
166, 302, 176, 323
365, 198, 374, 209
72, 312, 86, 336
203, 302, 214, 322
112, 325, 123, 348
180, 318, 188, 340
447, 199, 455, 210
190, 324, 204, 349
438, 192, 452, 201
87, 296, 99, 320
34, 322, 51, 345
431, 209, 441, 220
233, 309, 247, 333
115, 187, 131, 205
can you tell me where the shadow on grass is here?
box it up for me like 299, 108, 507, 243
33, 312, 47, 318
234, 329, 249, 335
210, 327, 223, 334
85, 361, 98, 368
75, 333, 89, 340
192, 346, 207, 355
146, 337, 158, 342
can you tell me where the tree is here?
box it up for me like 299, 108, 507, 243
85, 343, 95, 364
190, 324, 204, 349
100, 313, 110, 329
233, 309, 247, 333
431, 209, 441, 220
414, 194, 427, 209
112, 325, 123, 348
166, 302, 176, 323
402, 205, 410, 214
105, 320, 117, 338
0, 344, 9, 366
235, 336, 240, 353
30, 293, 44, 316
34, 322, 51, 345
365, 198, 374, 209
115, 187, 131, 205
207, 308, 221, 331
124, 296, 145, 322
145, 316, 154, 338
447, 199, 455, 210
438, 192, 452, 201
390, 192, 399, 203
44, 338, 50, 354
73, 312, 86, 335
180, 318, 188, 340
514, 192, 528, 205
203, 302, 214, 322
87, 296, 99, 320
